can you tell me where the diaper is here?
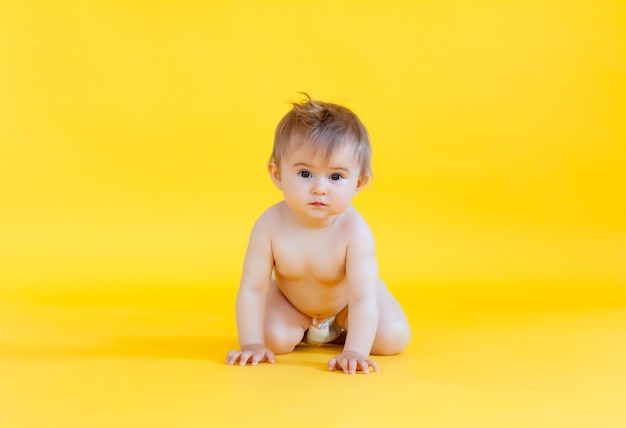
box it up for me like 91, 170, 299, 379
303, 315, 344, 345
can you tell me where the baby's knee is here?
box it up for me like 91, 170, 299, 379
265, 325, 303, 355
372, 320, 411, 356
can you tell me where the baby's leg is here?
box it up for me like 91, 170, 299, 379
336, 280, 411, 355
371, 282, 411, 355
264, 279, 310, 354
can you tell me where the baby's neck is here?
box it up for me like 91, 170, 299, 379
289, 211, 341, 230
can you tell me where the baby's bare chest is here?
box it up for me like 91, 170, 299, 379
271, 233, 347, 282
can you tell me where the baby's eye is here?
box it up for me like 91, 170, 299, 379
298, 170, 312, 178
330, 173, 343, 181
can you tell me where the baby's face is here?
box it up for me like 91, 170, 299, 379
273, 141, 364, 225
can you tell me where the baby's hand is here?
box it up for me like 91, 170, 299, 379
328, 351, 379, 374
225, 344, 276, 366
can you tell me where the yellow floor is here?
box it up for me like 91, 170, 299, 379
2, 287, 624, 427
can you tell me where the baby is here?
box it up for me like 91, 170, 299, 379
225, 95, 410, 374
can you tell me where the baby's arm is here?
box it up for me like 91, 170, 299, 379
328, 225, 380, 374
225, 216, 275, 366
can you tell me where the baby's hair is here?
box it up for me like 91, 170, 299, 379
270, 93, 372, 182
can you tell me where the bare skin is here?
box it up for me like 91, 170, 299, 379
225, 143, 410, 374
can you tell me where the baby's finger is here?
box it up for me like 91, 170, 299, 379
367, 359, 380, 372
357, 359, 370, 374
225, 350, 240, 365
327, 357, 338, 371
251, 352, 264, 366
239, 351, 253, 366
347, 358, 357, 374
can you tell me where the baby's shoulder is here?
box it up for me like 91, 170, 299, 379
338, 207, 373, 236
252, 202, 287, 231
338, 208, 377, 255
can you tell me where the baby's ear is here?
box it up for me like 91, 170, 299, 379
268, 162, 282, 190
355, 175, 368, 192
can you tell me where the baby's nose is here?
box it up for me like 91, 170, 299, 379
311, 178, 327, 194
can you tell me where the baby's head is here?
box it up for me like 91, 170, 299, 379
270, 94, 372, 183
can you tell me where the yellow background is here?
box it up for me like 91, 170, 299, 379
1, 1, 625, 427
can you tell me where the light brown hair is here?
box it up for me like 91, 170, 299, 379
270, 94, 372, 182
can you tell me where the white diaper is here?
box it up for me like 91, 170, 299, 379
303, 315, 343, 345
